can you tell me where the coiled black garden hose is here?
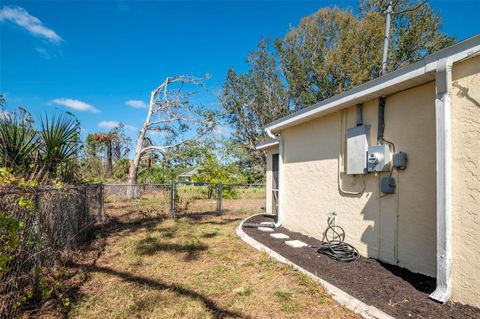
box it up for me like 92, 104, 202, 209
317, 224, 359, 262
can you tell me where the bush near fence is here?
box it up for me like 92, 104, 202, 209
0, 184, 103, 318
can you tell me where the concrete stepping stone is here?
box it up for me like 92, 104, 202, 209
285, 240, 308, 248
270, 233, 290, 239
258, 227, 274, 232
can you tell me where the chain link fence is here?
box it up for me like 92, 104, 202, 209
173, 182, 265, 216
1, 182, 265, 317
103, 184, 171, 218
0, 184, 103, 318
101, 182, 266, 218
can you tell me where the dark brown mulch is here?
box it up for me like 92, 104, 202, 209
242, 214, 480, 319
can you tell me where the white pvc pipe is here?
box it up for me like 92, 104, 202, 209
430, 57, 453, 303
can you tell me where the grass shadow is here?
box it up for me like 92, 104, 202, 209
135, 237, 208, 261
79, 263, 250, 319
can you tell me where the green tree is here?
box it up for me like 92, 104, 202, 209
221, 39, 289, 176
0, 109, 39, 176
276, 2, 454, 108
192, 153, 246, 199
360, 0, 455, 70
40, 113, 81, 182
84, 123, 131, 178
112, 158, 131, 181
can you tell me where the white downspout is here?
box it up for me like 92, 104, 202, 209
430, 57, 453, 303
266, 128, 284, 227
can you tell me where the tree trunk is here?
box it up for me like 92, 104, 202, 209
126, 90, 156, 199
105, 140, 112, 176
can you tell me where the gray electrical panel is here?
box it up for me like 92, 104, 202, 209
367, 144, 392, 172
346, 125, 370, 175
380, 176, 396, 193
393, 152, 408, 170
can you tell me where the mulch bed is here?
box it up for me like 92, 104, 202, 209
242, 214, 480, 319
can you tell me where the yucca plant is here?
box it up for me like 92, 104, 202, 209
0, 112, 39, 174
39, 113, 81, 180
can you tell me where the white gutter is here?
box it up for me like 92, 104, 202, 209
430, 57, 453, 303
265, 35, 480, 133
255, 139, 279, 150
266, 128, 284, 227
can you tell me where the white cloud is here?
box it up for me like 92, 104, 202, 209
0, 6, 63, 43
125, 99, 147, 109
124, 124, 137, 132
52, 98, 99, 113
98, 120, 119, 129
98, 120, 137, 132
35, 47, 56, 59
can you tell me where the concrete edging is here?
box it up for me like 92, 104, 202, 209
236, 214, 395, 319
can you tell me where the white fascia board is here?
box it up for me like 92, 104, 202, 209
266, 34, 480, 133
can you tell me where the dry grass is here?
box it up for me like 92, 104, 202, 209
62, 198, 358, 318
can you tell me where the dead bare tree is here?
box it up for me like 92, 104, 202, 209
127, 75, 215, 198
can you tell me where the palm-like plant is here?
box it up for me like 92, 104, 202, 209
40, 113, 81, 179
0, 113, 39, 174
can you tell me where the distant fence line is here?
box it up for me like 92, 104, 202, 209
0, 182, 265, 318
102, 182, 266, 217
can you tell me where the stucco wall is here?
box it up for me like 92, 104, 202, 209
265, 146, 278, 215
451, 55, 480, 307
280, 82, 438, 277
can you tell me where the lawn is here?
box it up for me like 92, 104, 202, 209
30, 196, 359, 318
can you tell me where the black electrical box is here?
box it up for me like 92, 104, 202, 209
393, 152, 408, 170
380, 176, 396, 194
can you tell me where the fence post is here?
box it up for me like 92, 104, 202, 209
99, 184, 105, 222
216, 182, 223, 215
33, 191, 41, 300
83, 186, 88, 241
169, 181, 175, 218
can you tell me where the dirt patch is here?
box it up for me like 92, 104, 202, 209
242, 214, 480, 319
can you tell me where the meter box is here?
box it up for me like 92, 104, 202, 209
367, 144, 392, 172
346, 125, 370, 175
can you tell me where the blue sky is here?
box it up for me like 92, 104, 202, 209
1, 0, 479, 153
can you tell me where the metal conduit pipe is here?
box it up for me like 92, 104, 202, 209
356, 104, 363, 127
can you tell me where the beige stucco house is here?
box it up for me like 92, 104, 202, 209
257, 35, 480, 308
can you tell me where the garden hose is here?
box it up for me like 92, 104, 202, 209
317, 224, 359, 262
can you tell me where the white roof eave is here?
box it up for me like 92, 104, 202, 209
266, 34, 480, 133
255, 140, 279, 150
